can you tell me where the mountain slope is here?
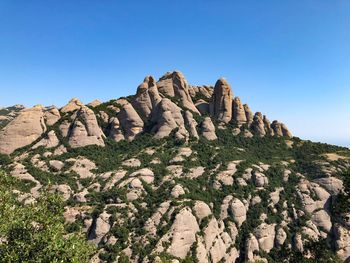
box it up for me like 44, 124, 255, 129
0, 71, 349, 263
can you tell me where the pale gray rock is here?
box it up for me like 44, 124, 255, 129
118, 103, 144, 141
108, 117, 125, 142
0, 105, 47, 154
210, 78, 233, 123
195, 99, 210, 115
201, 117, 217, 140
132, 76, 161, 120
230, 198, 247, 226
32, 130, 59, 149
88, 211, 111, 245
44, 106, 61, 126
244, 104, 254, 124
68, 106, 105, 148
232, 97, 247, 124
184, 111, 199, 139
251, 112, 266, 137
60, 98, 83, 113
151, 98, 188, 140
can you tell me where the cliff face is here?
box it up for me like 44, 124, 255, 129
0, 71, 349, 263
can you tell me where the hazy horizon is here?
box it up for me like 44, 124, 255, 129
0, 1, 349, 148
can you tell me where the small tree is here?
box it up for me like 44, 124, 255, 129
0, 171, 95, 262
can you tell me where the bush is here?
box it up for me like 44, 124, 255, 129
0, 171, 95, 262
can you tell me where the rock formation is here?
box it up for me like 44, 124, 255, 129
210, 78, 233, 123
0, 105, 46, 154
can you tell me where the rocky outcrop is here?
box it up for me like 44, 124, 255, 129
334, 224, 350, 261
230, 198, 247, 226
244, 104, 254, 125
108, 117, 125, 142
60, 98, 83, 113
156, 207, 200, 259
32, 130, 59, 149
118, 103, 144, 141
132, 76, 162, 120
44, 106, 61, 126
184, 111, 199, 139
195, 99, 210, 115
251, 112, 266, 137
157, 71, 199, 114
201, 117, 217, 140
151, 98, 188, 140
232, 97, 247, 125
68, 106, 105, 148
88, 211, 111, 245
210, 78, 233, 123
0, 105, 46, 154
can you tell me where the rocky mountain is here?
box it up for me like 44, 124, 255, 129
0, 71, 349, 263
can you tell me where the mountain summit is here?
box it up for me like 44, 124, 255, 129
0, 71, 349, 263
0, 71, 291, 155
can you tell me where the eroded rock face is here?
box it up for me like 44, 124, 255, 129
184, 111, 199, 139
157, 71, 199, 114
251, 112, 266, 137
132, 76, 161, 120
88, 211, 111, 245
230, 198, 247, 227
244, 104, 254, 125
0, 105, 46, 154
60, 98, 83, 113
108, 117, 125, 142
68, 106, 105, 148
118, 103, 144, 141
151, 98, 188, 140
210, 78, 233, 123
157, 207, 200, 259
44, 106, 61, 126
201, 117, 217, 140
232, 97, 247, 125
334, 224, 350, 261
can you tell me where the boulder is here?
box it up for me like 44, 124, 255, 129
314, 177, 343, 195
32, 130, 59, 149
68, 106, 105, 148
244, 104, 254, 124
251, 112, 266, 137
132, 76, 161, 120
118, 103, 144, 141
162, 208, 200, 259
254, 223, 276, 252
171, 184, 185, 198
151, 98, 188, 140
193, 201, 212, 221
195, 99, 210, 115
210, 78, 233, 123
0, 105, 46, 154
201, 117, 217, 140
108, 117, 125, 142
230, 198, 247, 226
334, 224, 350, 261
184, 111, 199, 139
88, 211, 111, 245
232, 97, 247, 124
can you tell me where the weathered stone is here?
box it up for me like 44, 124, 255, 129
201, 117, 217, 140
232, 97, 247, 124
118, 103, 144, 141
44, 106, 61, 126
68, 106, 105, 148
210, 78, 233, 123
0, 105, 46, 154
60, 98, 83, 113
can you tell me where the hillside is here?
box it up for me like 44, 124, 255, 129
0, 71, 349, 263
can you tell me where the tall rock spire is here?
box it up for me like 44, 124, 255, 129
210, 78, 233, 123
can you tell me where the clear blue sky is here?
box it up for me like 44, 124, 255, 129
0, 1, 349, 147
